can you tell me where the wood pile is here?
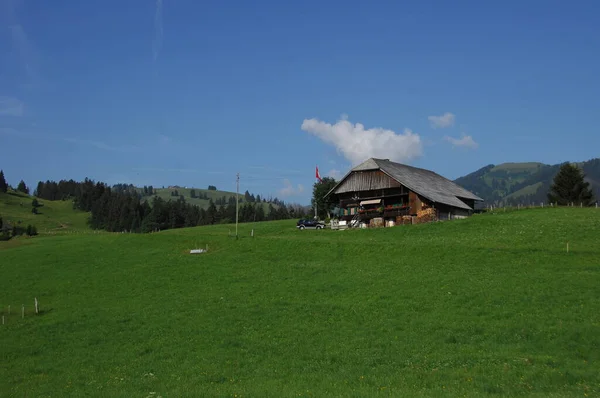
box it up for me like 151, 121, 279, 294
396, 216, 413, 225
370, 217, 384, 228
416, 208, 437, 223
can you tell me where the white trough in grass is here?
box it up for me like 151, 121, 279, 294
190, 244, 208, 254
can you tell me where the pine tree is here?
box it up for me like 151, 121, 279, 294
131, 212, 142, 233
206, 200, 217, 224
0, 170, 8, 193
17, 180, 29, 194
198, 208, 207, 226
255, 204, 265, 221
548, 163, 595, 206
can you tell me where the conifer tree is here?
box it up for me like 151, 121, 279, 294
548, 163, 594, 206
0, 170, 8, 193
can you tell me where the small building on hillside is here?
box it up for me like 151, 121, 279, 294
325, 158, 483, 226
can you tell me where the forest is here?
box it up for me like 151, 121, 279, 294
33, 179, 306, 233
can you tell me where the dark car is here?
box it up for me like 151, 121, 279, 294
296, 219, 326, 230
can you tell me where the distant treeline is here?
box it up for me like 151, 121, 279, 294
34, 179, 308, 233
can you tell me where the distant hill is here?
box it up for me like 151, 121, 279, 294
454, 158, 600, 206
0, 191, 89, 234
143, 187, 277, 213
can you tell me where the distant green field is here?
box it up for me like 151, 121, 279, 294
145, 187, 275, 212
490, 162, 544, 173
0, 191, 89, 234
1, 208, 599, 396
504, 182, 544, 201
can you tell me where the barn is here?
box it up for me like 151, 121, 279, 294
325, 158, 484, 226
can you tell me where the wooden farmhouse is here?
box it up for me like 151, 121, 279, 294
325, 158, 484, 227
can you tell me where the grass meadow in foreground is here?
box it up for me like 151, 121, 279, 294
1, 208, 599, 397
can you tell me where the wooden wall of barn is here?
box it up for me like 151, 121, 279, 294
334, 171, 402, 194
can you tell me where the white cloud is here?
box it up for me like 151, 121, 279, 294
0, 96, 24, 116
444, 134, 479, 149
301, 116, 422, 165
153, 0, 163, 62
327, 169, 343, 180
278, 179, 304, 197
428, 112, 455, 129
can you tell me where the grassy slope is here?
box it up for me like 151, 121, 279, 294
504, 182, 544, 201
456, 159, 600, 205
145, 188, 274, 211
490, 162, 544, 172
1, 208, 600, 396
0, 191, 89, 234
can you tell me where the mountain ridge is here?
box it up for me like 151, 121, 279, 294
454, 158, 600, 206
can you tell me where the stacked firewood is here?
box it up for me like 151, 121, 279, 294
396, 216, 413, 225
416, 208, 437, 223
370, 217, 384, 228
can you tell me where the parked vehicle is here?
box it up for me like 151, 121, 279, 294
296, 219, 326, 230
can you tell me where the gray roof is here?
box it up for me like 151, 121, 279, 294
327, 158, 483, 210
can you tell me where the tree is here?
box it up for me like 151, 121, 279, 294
206, 200, 217, 224
0, 215, 2, 229
208, 185, 217, 191
0, 170, 7, 193
31, 207, 38, 214
311, 177, 338, 219
17, 180, 29, 194
547, 163, 595, 206
190, 189, 197, 198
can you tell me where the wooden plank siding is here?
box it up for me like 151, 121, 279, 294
334, 170, 402, 194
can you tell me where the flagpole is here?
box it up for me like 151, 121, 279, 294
315, 164, 319, 220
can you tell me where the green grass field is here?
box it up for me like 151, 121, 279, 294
1, 208, 599, 396
0, 192, 89, 234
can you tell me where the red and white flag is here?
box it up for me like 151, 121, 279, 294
316, 165, 322, 182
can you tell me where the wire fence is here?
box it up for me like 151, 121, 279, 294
477, 201, 599, 213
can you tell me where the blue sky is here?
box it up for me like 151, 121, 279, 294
1, 0, 599, 204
